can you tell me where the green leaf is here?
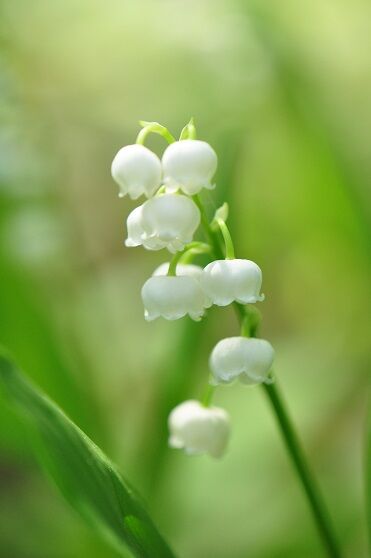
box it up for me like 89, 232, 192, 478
0, 349, 176, 558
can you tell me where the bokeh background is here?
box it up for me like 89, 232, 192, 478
0, 1, 370, 557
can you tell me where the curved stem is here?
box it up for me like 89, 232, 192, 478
167, 253, 183, 277
195, 194, 342, 558
167, 242, 210, 276
192, 195, 223, 259
216, 218, 235, 259
136, 122, 175, 145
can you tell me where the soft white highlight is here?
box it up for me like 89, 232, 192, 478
209, 337, 274, 385
200, 259, 264, 306
168, 400, 230, 458
162, 140, 217, 195
141, 275, 211, 321
125, 194, 200, 253
111, 144, 162, 199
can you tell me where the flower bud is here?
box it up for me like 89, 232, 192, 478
168, 400, 230, 458
125, 194, 201, 253
153, 262, 203, 279
209, 337, 274, 385
200, 259, 264, 306
141, 275, 211, 321
162, 140, 217, 195
111, 144, 162, 199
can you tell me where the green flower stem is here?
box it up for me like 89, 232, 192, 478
167, 242, 210, 276
192, 194, 224, 258
195, 195, 342, 558
240, 307, 342, 558
179, 243, 211, 265
239, 305, 261, 338
216, 218, 235, 260
136, 121, 176, 145
179, 249, 201, 265
201, 383, 216, 407
262, 381, 341, 558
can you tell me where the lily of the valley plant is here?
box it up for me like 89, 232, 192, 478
111, 119, 343, 558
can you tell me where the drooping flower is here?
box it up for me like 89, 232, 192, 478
111, 144, 162, 199
125, 194, 200, 253
209, 337, 274, 385
162, 140, 217, 195
153, 262, 203, 279
141, 275, 211, 321
168, 400, 230, 458
200, 259, 264, 306
125, 205, 145, 248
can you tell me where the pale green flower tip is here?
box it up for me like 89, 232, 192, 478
179, 117, 197, 140
214, 202, 229, 223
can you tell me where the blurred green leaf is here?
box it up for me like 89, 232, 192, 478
366, 402, 371, 555
0, 349, 175, 558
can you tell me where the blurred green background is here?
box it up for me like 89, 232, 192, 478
0, 0, 370, 557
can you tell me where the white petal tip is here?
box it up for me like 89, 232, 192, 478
144, 313, 156, 322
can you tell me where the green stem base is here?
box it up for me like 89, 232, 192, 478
262, 381, 342, 558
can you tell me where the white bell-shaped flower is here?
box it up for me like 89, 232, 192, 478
153, 262, 203, 280
162, 140, 217, 195
210, 337, 274, 385
168, 400, 230, 458
141, 275, 211, 321
125, 194, 200, 253
111, 144, 162, 199
200, 259, 264, 306
125, 205, 145, 247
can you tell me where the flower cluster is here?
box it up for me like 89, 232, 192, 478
112, 120, 274, 459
